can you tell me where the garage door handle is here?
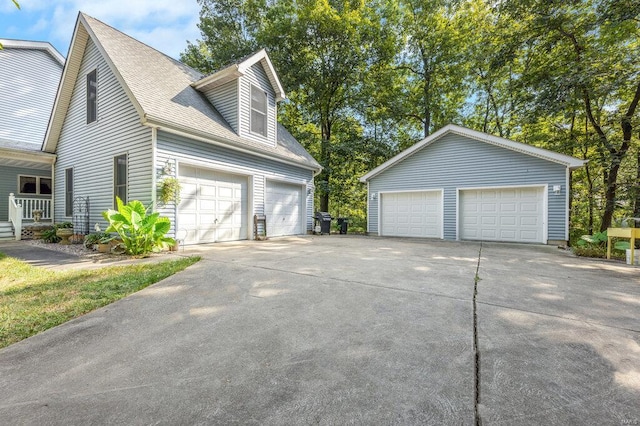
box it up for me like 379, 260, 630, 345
214, 218, 218, 224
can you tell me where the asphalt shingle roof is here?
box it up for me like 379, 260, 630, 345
82, 14, 320, 170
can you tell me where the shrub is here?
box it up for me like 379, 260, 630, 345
102, 197, 175, 256
41, 226, 59, 243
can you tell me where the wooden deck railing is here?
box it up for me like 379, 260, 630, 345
8, 193, 22, 241
15, 196, 52, 220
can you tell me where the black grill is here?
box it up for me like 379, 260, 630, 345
314, 212, 332, 235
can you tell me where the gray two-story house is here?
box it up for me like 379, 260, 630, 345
43, 13, 321, 244
0, 39, 64, 239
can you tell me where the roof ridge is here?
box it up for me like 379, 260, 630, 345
80, 12, 202, 78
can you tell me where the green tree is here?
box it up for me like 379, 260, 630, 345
391, 0, 471, 137
499, 0, 640, 231
180, 0, 262, 73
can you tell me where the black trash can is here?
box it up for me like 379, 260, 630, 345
337, 217, 348, 234
314, 212, 332, 235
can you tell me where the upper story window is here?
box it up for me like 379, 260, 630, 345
18, 176, 52, 195
250, 84, 267, 137
87, 69, 97, 124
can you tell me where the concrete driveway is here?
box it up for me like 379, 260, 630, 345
1, 236, 638, 425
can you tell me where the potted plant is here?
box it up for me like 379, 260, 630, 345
97, 235, 116, 253
55, 222, 74, 245
159, 177, 182, 205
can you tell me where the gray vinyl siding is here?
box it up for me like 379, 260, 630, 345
204, 79, 238, 133
368, 133, 568, 242
239, 63, 277, 146
0, 47, 63, 147
53, 38, 153, 229
156, 130, 314, 237
0, 166, 51, 221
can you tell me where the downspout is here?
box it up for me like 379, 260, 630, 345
151, 126, 157, 212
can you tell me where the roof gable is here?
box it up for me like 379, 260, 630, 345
43, 13, 319, 171
0, 39, 65, 65
192, 49, 286, 102
360, 124, 586, 182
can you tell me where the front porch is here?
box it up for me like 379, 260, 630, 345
5, 193, 53, 240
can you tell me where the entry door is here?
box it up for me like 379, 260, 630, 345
380, 191, 442, 238
265, 180, 304, 237
178, 165, 248, 244
459, 187, 544, 243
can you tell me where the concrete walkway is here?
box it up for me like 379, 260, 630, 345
0, 236, 638, 425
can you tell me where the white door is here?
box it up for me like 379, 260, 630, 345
265, 180, 304, 237
459, 187, 544, 243
178, 165, 248, 244
380, 191, 442, 238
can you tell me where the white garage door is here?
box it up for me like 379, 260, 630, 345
178, 165, 248, 244
459, 187, 544, 243
265, 181, 304, 237
381, 191, 442, 238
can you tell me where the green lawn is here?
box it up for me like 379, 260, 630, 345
0, 253, 200, 349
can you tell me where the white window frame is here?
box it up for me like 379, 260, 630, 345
87, 69, 97, 124
250, 84, 268, 137
114, 153, 128, 207
17, 175, 52, 196
65, 168, 73, 217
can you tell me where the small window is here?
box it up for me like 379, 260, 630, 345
250, 85, 267, 137
114, 154, 127, 206
18, 176, 52, 195
87, 69, 97, 123
65, 168, 73, 217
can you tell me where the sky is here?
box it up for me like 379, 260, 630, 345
0, 0, 202, 59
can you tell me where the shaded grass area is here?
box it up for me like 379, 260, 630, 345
0, 253, 200, 349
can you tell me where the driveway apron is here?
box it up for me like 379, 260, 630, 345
1, 236, 638, 425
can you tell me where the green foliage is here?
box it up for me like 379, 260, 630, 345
83, 232, 113, 249
158, 177, 182, 205
102, 197, 175, 256
40, 222, 73, 243
41, 227, 59, 243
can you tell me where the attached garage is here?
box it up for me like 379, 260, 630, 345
361, 124, 585, 245
459, 186, 545, 243
178, 165, 248, 244
380, 191, 442, 238
265, 180, 305, 237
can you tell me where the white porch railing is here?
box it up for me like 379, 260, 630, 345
8, 193, 22, 241
15, 196, 52, 220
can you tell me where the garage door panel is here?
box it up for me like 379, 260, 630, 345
178, 166, 247, 244
266, 181, 303, 237
381, 191, 442, 238
460, 187, 544, 243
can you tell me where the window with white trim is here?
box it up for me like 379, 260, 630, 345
250, 84, 267, 137
87, 69, 97, 123
114, 154, 127, 206
65, 168, 73, 217
18, 175, 52, 195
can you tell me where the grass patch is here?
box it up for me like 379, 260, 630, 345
572, 245, 625, 260
0, 253, 200, 349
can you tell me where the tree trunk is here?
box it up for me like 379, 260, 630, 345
635, 132, 640, 224
319, 119, 331, 213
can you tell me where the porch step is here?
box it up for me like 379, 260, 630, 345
0, 222, 14, 239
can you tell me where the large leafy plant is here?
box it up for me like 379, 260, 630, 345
102, 198, 175, 255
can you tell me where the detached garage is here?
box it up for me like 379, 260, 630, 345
360, 124, 585, 245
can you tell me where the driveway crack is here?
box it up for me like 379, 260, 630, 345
473, 242, 483, 426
